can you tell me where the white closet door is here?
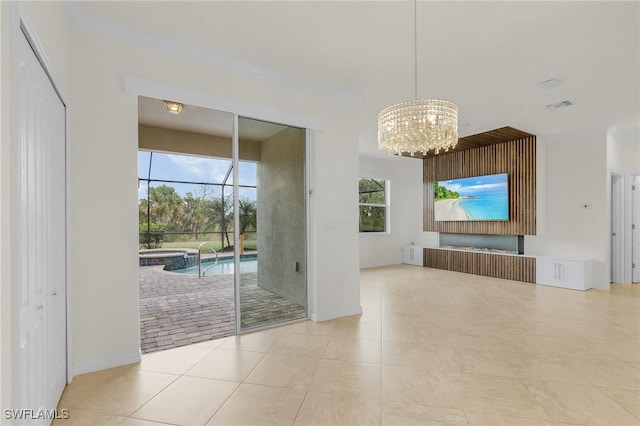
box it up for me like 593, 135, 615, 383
15, 29, 67, 420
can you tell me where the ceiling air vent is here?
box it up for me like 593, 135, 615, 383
538, 78, 561, 89
545, 100, 573, 111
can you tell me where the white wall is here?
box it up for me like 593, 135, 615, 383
1, 0, 72, 412
607, 130, 640, 174
67, 20, 361, 370
526, 130, 610, 288
358, 155, 425, 268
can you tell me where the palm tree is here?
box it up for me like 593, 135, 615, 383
206, 195, 233, 249
148, 185, 183, 224
238, 197, 257, 234
181, 192, 207, 239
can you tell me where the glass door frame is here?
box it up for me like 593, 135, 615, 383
232, 114, 310, 334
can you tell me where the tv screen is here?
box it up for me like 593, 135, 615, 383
434, 173, 509, 221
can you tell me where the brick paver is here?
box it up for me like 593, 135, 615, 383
139, 266, 306, 353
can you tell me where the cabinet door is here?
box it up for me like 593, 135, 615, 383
557, 260, 587, 290
536, 258, 558, 286
410, 247, 423, 266
403, 246, 423, 266
402, 247, 412, 264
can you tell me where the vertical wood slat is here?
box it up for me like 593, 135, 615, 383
423, 136, 536, 235
424, 248, 536, 283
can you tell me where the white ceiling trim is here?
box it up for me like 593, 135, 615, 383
63, 2, 363, 105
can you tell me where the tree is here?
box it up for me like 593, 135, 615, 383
148, 185, 183, 223
206, 195, 234, 249
359, 205, 385, 232
139, 185, 183, 248
358, 178, 385, 204
238, 197, 257, 234
359, 178, 386, 232
182, 192, 208, 239
433, 182, 459, 201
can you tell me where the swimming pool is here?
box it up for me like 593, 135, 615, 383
171, 256, 258, 275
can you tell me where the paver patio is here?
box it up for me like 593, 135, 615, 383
139, 265, 306, 353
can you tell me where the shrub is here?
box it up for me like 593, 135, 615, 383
139, 223, 166, 249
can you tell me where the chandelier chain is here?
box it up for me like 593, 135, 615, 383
413, 0, 418, 101
377, 0, 459, 157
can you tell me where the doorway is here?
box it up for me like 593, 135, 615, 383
137, 98, 307, 353
611, 173, 624, 283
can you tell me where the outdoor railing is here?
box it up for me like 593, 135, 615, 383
197, 242, 219, 278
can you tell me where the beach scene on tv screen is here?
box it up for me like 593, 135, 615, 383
434, 173, 509, 221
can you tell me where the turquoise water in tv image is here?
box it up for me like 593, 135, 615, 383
459, 193, 509, 220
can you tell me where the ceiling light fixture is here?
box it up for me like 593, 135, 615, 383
377, 0, 458, 156
164, 100, 183, 115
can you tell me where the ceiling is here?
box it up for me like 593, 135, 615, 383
138, 96, 288, 141
68, 1, 639, 158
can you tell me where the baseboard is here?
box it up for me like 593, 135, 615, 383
311, 305, 363, 322
72, 350, 142, 377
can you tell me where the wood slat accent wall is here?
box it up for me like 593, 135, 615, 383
424, 248, 536, 283
424, 136, 536, 235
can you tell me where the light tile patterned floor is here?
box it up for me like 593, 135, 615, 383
57, 265, 640, 425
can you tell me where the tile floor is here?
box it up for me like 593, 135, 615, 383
56, 265, 640, 425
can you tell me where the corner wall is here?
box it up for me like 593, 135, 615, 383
526, 130, 610, 287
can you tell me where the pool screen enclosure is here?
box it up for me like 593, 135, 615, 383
137, 98, 308, 347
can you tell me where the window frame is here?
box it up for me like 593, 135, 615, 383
358, 177, 390, 234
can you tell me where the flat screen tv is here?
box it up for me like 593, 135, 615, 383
434, 173, 509, 221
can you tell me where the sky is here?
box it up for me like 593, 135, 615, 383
440, 173, 508, 197
138, 151, 257, 201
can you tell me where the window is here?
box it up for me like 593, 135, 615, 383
359, 177, 389, 233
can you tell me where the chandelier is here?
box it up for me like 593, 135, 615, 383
378, 1, 458, 156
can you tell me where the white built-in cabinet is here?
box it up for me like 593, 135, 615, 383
402, 245, 424, 266
536, 257, 593, 291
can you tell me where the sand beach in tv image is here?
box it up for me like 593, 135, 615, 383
434, 173, 509, 221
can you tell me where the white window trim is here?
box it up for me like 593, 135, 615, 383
359, 177, 390, 234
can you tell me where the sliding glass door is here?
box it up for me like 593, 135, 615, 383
137, 97, 307, 352
235, 116, 307, 331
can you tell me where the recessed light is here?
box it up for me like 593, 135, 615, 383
538, 79, 561, 89
164, 100, 183, 115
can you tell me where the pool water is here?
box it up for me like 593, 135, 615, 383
172, 257, 257, 275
